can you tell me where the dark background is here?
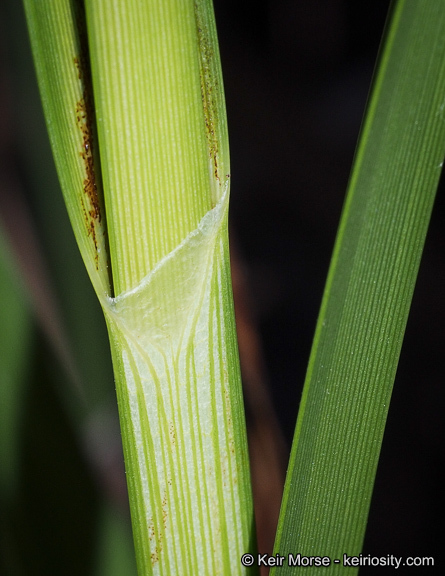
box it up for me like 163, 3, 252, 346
1, 0, 444, 573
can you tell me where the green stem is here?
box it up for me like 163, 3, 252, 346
23, 1, 256, 574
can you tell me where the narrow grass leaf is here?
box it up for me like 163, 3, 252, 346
23, 0, 112, 297
272, 1, 445, 573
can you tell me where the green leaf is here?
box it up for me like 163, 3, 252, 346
94, 501, 137, 576
0, 225, 32, 501
23, 0, 112, 298
272, 1, 445, 572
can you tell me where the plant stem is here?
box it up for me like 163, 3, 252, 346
23, 1, 256, 574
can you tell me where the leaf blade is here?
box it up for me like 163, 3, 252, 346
273, 1, 445, 571
23, 0, 112, 297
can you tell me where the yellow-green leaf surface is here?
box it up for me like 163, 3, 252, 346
23, 0, 111, 297
24, 1, 255, 575
85, 0, 226, 294
272, 2, 445, 573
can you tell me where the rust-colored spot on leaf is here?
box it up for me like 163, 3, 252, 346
162, 490, 168, 529
169, 421, 176, 447
74, 51, 101, 268
147, 489, 168, 567
150, 550, 159, 566
194, 9, 222, 196
148, 518, 160, 566
199, 43, 220, 184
